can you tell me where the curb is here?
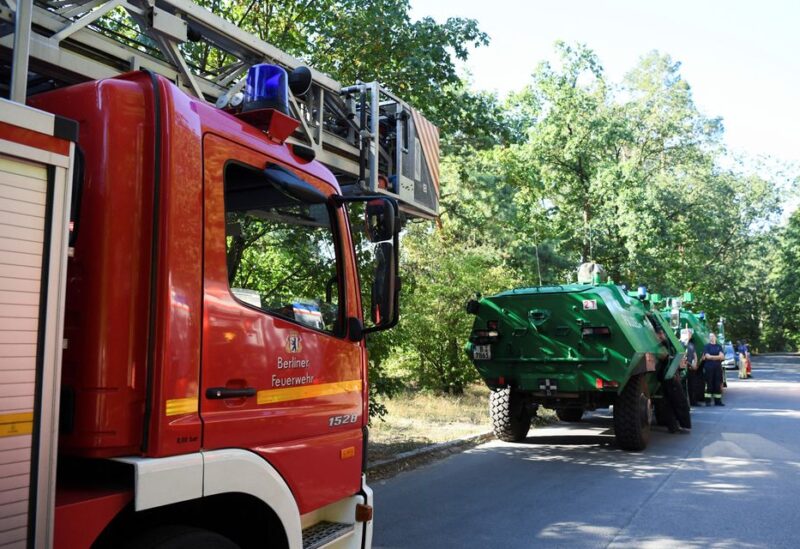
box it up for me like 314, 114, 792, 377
367, 431, 494, 472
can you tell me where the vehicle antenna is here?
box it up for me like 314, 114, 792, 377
535, 233, 543, 286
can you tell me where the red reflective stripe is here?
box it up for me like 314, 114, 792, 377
0, 121, 71, 155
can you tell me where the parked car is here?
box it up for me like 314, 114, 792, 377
723, 342, 739, 370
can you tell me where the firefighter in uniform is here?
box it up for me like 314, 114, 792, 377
701, 332, 725, 406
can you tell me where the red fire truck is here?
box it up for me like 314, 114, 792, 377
0, 1, 439, 547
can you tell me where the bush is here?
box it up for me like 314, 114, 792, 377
393, 226, 520, 394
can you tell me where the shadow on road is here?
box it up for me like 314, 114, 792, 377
522, 434, 615, 446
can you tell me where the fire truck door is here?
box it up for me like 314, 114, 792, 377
200, 134, 365, 511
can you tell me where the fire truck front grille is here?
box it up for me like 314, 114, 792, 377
302, 521, 354, 549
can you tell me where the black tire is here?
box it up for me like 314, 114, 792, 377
555, 408, 584, 423
489, 387, 531, 442
123, 526, 240, 549
662, 374, 691, 429
614, 374, 652, 451
653, 397, 674, 428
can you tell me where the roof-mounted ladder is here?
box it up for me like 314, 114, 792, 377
1, 0, 439, 218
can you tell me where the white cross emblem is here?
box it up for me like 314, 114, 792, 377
539, 379, 557, 396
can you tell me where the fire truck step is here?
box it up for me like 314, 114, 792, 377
302, 521, 355, 549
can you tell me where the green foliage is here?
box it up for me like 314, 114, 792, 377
184, 0, 500, 153
364, 340, 405, 422
394, 217, 521, 394
460, 45, 786, 337
762, 210, 800, 350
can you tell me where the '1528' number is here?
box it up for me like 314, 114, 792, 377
328, 414, 358, 427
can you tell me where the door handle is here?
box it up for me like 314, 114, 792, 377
205, 387, 257, 399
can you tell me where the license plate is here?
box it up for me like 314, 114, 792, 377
473, 345, 491, 360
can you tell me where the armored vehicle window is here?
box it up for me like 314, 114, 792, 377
223, 162, 342, 336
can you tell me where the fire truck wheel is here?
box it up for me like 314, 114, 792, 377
614, 374, 651, 451
489, 387, 531, 442
555, 408, 584, 422
123, 525, 240, 549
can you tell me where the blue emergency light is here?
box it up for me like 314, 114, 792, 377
699, 312, 705, 320
243, 64, 289, 115
637, 285, 647, 298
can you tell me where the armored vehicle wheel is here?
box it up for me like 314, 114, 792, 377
663, 374, 691, 429
489, 387, 531, 442
556, 408, 584, 422
614, 374, 651, 451
653, 397, 672, 427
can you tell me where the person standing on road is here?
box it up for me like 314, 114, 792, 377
744, 340, 753, 378
737, 340, 748, 379
683, 329, 704, 406
680, 329, 699, 405
702, 333, 725, 406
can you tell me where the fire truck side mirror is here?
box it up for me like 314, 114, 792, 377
365, 198, 396, 242
337, 195, 400, 335
369, 241, 397, 327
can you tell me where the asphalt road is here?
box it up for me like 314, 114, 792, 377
372, 354, 800, 548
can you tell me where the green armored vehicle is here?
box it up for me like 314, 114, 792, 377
661, 296, 729, 402
661, 293, 711, 349
465, 264, 689, 451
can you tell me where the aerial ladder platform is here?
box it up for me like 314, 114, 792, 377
0, 0, 440, 219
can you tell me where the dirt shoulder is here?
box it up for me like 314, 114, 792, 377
367, 384, 491, 464
367, 384, 556, 478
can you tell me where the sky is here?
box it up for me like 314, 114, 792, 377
410, 0, 799, 216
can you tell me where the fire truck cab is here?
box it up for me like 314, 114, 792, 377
64, 69, 400, 547
2, 1, 441, 546
3, 66, 402, 548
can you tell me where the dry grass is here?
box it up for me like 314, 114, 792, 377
368, 384, 491, 463
367, 384, 557, 464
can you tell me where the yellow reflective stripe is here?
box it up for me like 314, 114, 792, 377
257, 380, 362, 406
165, 397, 198, 416
0, 411, 34, 437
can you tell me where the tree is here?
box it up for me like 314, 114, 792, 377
434, 44, 788, 354
521, 42, 623, 264
762, 209, 800, 350
394, 221, 520, 394
184, 0, 502, 152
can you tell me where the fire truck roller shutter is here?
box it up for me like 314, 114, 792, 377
0, 110, 73, 549
0, 154, 48, 549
